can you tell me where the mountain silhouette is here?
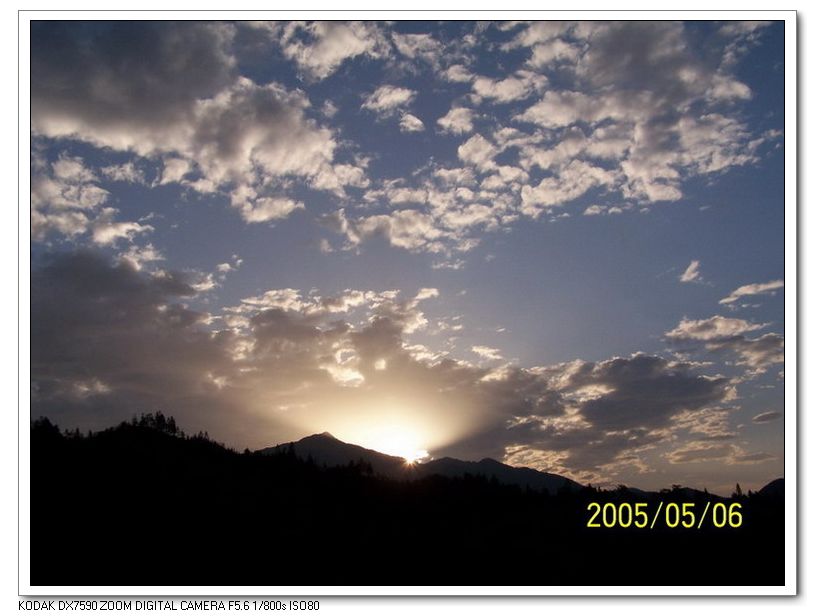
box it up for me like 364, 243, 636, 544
30, 415, 785, 586
262, 432, 582, 494
758, 477, 784, 498
258, 432, 414, 478
417, 456, 582, 494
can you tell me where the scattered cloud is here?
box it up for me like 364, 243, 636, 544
679, 260, 703, 283
665, 316, 766, 341
442, 64, 474, 83
399, 113, 425, 133
666, 316, 783, 377
31, 22, 367, 225
437, 107, 475, 135
471, 70, 547, 104
362, 85, 416, 115
32, 251, 745, 484
720, 280, 784, 304
472, 345, 502, 361
752, 410, 782, 424
276, 21, 390, 80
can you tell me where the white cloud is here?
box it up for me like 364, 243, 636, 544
392, 32, 442, 67
679, 260, 702, 283
472, 70, 547, 104
665, 316, 765, 341
361, 85, 416, 114
157, 158, 191, 185
501, 21, 573, 49
442, 64, 474, 83
278, 21, 389, 80
437, 107, 474, 135
31, 153, 153, 246
457, 134, 498, 171
720, 280, 784, 305
520, 160, 617, 217
91, 208, 153, 246
528, 39, 580, 68
237, 197, 305, 224
101, 161, 145, 184
118, 243, 164, 271
32, 24, 364, 225
399, 113, 425, 133
472, 345, 502, 361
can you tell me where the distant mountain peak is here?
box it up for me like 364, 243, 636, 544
258, 432, 583, 494
478, 457, 505, 466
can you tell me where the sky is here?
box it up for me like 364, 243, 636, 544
29, 20, 785, 493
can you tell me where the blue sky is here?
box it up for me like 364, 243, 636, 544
30, 20, 785, 492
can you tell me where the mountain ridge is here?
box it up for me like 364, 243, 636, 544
260, 431, 782, 497
260, 431, 583, 494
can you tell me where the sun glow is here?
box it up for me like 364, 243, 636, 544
356, 424, 429, 464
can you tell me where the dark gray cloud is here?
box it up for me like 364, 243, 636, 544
31, 22, 237, 139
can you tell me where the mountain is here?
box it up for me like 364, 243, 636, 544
259, 432, 582, 494
257, 432, 412, 479
31, 417, 786, 586
416, 456, 582, 494
758, 477, 784, 498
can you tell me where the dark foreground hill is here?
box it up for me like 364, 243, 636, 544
31, 416, 785, 587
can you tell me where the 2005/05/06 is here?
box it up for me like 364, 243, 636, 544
587, 501, 743, 529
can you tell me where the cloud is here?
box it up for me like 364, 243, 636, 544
277, 21, 390, 80
722, 333, 785, 374
509, 21, 773, 205
527, 39, 580, 68
495, 353, 734, 481
679, 260, 703, 283
31, 22, 364, 225
583, 204, 625, 216
457, 134, 498, 171
472, 70, 547, 104
665, 442, 773, 465
399, 113, 425, 133
118, 243, 164, 271
31, 153, 152, 245
442, 64, 474, 83
472, 346, 502, 361
666, 316, 783, 376
665, 316, 766, 341
32, 250, 742, 484
437, 107, 475, 135
31, 21, 780, 264
329, 164, 527, 255
500, 21, 573, 49
752, 411, 782, 424
362, 85, 416, 115
720, 280, 784, 305
520, 160, 617, 217
101, 161, 146, 184
392, 32, 442, 67
90, 208, 153, 246
236, 197, 305, 224
330, 208, 454, 254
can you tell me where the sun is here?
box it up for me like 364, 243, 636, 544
402, 449, 430, 465
358, 425, 429, 464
